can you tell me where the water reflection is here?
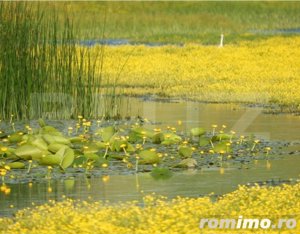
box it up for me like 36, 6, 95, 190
1, 155, 300, 216
122, 98, 300, 141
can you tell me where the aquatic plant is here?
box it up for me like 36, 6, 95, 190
92, 36, 300, 113
0, 118, 280, 183
1, 182, 300, 233
0, 2, 122, 120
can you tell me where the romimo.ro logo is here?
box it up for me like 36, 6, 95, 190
199, 216, 297, 230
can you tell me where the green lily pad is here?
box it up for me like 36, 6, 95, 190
73, 156, 88, 167
161, 132, 182, 145
41, 126, 62, 136
94, 142, 108, 149
8, 133, 23, 143
138, 150, 160, 165
6, 162, 26, 169
178, 145, 193, 158
48, 143, 68, 153
152, 133, 164, 144
199, 136, 210, 147
94, 157, 109, 167
216, 133, 232, 141
126, 143, 136, 152
110, 136, 128, 152
56, 147, 75, 170
132, 127, 155, 138
190, 127, 206, 137
96, 126, 116, 142
174, 158, 197, 168
82, 143, 101, 154
70, 137, 84, 143
42, 134, 70, 145
39, 154, 61, 166
213, 141, 232, 153
84, 153, 100, 161
128, 127, 156, 143
108, 154, 126, 160
15, 144, 46, 160
31, 137, 48, 151
161, 140, 174, 146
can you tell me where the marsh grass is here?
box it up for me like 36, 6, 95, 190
43, 2, 300, 44
0, 2, 122, 120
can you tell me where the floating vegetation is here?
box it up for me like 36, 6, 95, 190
0, 117, 284, 183
93, 37, 300, 113
1, 182, 300, 233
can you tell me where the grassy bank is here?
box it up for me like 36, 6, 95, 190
43, 1, 300, 44
1, 183, 300, 233
89, 36, 300, 112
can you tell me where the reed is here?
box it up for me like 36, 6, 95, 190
0, 2, 121, 120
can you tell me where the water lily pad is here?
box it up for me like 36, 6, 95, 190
41, 126, 62, 136
126, 143, 136, 152
152, 133, 164, 144
82, 143, 101, 154
15, 144, 45, 160
178, 145, 193, 158
161, 132, 182, 145
190, 127, 206, 137
216, 133, 232, 141
132, 127, 155, 138
43, 134, 70, 145
128, 127, 156, 143
94, 157, 109, 167
150, 168, 173, 180
48, 143, 68, 153
39, 154, 61, 166
161, 140, 174, 145
84, 153, 100, 161
138, 150, 160, 165
8, 133, 23, 143
31, 137, 48, 151
212, 134, 232, 142
108, 154, 126, 160
73, 156, 88, 167
57, 147, 75, 170
199, 136, 210, 147
96, 126, 116, 142
95, 142, 108, 149
70, 137, 84, 143
110, 136, 128, 152
174, 158, 197, 168
213, 141, 232, 153
6, 162, 26, 169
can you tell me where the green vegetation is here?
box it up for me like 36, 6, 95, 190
0, 2, 122, 120
43, 2, 300, 44
0, 118, 279, 183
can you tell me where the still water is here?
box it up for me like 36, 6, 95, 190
1, 99, 300, 216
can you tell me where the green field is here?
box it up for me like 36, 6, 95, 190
44, 1, 300, 44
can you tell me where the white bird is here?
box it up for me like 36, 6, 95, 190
219, 33, 224, 47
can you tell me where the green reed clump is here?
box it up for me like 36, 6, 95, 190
0, 2, 121, 120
